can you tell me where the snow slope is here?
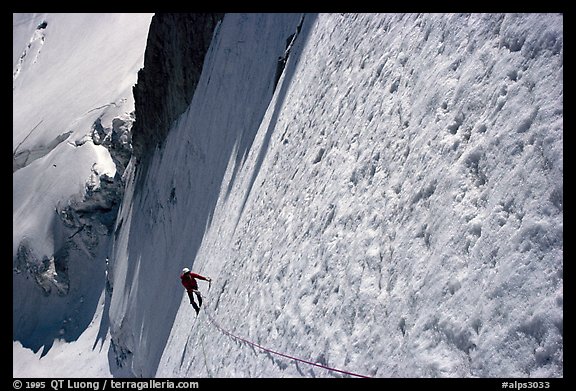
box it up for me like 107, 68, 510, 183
13, 13, 152, 377
108, 13, 562, 378
13, 12, 563, 379
106, 13, 307, 377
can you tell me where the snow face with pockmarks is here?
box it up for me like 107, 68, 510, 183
114, 14, 562, 378
14, 13, 562, 378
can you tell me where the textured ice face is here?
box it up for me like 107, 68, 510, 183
13, 13, 563, 378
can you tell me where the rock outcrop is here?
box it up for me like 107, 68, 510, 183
131, 13, 224, 161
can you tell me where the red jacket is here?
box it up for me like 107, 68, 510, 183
181, 272, 208, 291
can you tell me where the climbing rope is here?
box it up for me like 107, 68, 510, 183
202, 299, 371, 378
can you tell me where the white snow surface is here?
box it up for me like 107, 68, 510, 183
13, 13, 152, 377
14, 13, 562, 379
13, 291, 113, 377
13, 13, 152, 257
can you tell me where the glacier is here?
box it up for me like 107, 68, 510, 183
13, 13, 563, 379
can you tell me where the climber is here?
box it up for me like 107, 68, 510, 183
180, 267, 212, 315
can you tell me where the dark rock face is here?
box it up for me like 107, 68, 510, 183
131, 13, 224, 161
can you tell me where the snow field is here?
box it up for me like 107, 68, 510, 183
13, 13, 153, 377
156, 13, 562, 377
13, 12, 562, 379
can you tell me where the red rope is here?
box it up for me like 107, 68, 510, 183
203, 305, 372, 378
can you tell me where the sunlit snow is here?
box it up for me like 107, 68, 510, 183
14, 13, 562, 378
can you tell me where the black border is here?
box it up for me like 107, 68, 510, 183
10, 8, 570, 386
